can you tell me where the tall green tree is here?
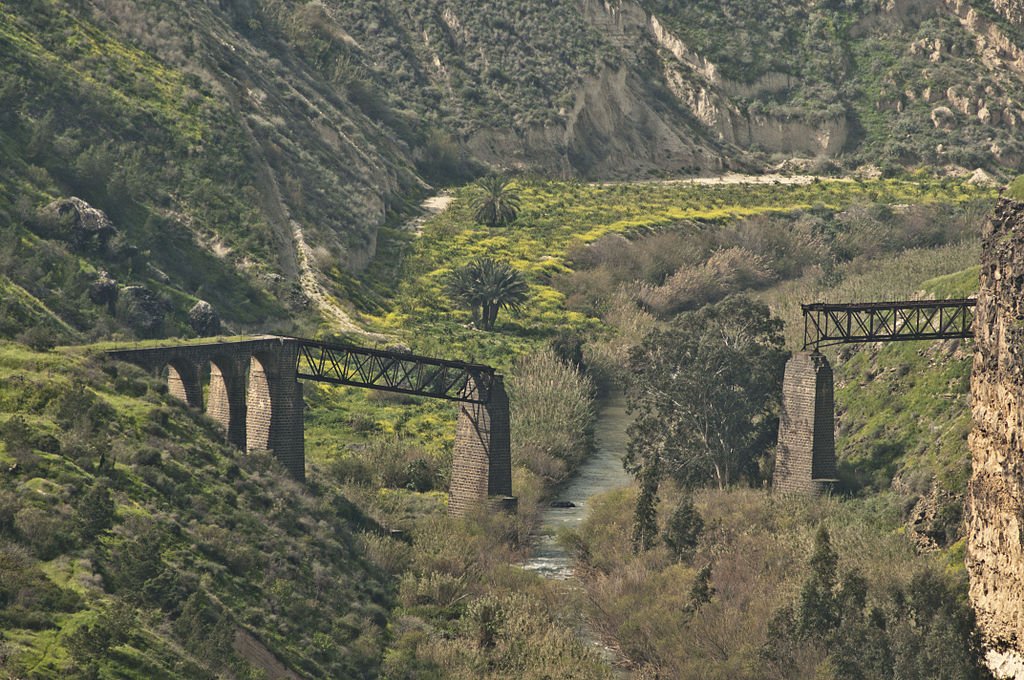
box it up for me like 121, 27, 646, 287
762, 527, 991, 679
471, 176, 520, 227
631, 454, 660, 554
662, 493, 704, 562
625, 296, 788, 489
445, 257, 529, 330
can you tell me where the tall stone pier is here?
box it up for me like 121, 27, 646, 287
967, 198, 1024, 674
774, 351, 837, 494
449, 375, 516, 516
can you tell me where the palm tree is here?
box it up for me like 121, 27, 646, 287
471, 176, 520, 227
445, 257, 529, 330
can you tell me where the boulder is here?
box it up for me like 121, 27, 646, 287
87, 271, 119, 314
118, 286, 167, 337
930, 106, 956, 129
188, 300, 221, 337
37, 197, 117, 251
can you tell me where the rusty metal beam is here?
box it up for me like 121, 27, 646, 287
293, 339, 495, 403
802, 299, 975, 349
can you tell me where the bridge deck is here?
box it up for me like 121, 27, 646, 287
293, 338, 495, 403
107, 335, 496, 404
802, 299, 976, 349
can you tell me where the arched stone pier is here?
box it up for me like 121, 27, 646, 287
245, 350, 304, 482
166, 360, 203, 409
208, 356, 248, 449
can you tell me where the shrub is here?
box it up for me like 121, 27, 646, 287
637, 247, 775, 316
367, 437, 440, 491
508, 349, 595, 482
663, 495, 704, 563
14, 505, 77, 559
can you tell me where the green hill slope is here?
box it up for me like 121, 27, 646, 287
0, 343, 392, 678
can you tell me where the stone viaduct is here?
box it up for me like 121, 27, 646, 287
108, 336, 516, 515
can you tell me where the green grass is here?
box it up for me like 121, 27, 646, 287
1007, 175, 1024, 201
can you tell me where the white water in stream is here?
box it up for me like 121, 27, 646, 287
522, 393, 633, 578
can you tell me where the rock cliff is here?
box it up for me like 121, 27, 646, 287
967, 197, 1024, 675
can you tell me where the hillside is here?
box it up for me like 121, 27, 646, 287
0, 344, 394, 678
4, 1, 1024, 351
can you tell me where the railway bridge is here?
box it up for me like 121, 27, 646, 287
774, 298, 976, 493
107, 336, 515, 516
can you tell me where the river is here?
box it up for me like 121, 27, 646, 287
522, 392, 633, 579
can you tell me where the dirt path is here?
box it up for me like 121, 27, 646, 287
404, 192, 455, 236
595, 172, 838, 187
293, 191, 455, 340
291, 219, 388, 340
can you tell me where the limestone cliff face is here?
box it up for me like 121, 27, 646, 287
577, 0, 848, 163
967, 198, 1024, 672
466, 65, 729, 179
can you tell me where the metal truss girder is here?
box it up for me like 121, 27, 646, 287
294, 340, 495, 404
802, 299, 975, 349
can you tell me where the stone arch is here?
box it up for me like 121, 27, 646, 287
245, 349, 305, 481
165, 359, 202, 409
246, 353, 275, 453
207, 355, 247, 448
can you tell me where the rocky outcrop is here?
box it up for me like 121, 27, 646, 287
37, 197, 117, 252
188, 300, 221, 337
88, 271, 119, 315
580, 1, 850, 161
118, 286, 168, 338
993, 0, 1024, 26
466, 66, 730, 178
967, 197, 1024, 674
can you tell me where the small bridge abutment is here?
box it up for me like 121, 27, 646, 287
774, 351, 838, 494
109, 337, 305, 482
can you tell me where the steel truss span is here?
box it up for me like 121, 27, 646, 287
294, 339, 496, 404
801, 299, 976, 350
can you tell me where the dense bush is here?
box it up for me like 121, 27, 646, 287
566, 487, 989, 679
508, 348, 596, 484
762, 527, 990, 679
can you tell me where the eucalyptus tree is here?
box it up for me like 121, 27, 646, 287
625, 296, 788, 491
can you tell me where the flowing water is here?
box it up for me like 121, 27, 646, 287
522, 392, 633, 578
520, 393, 635, 675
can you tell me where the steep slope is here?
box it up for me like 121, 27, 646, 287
0, 342, 393, 678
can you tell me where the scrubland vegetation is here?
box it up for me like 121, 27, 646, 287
0, 345, 393, 678
298, 175, 995, 677
0, 171, 999, 677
